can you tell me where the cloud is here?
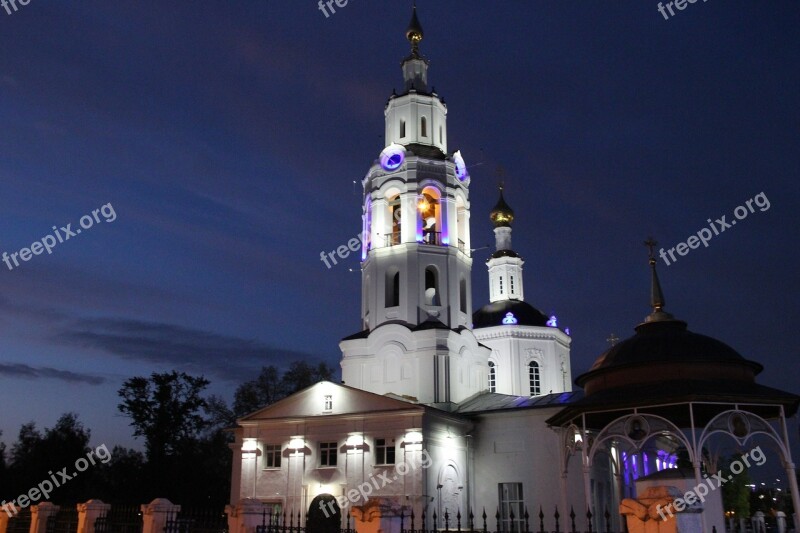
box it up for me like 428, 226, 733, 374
0, 362, 104, 385
54, 317, 324, 382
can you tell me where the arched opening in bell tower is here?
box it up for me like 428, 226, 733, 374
418, 187, 441, 245
424, 266, 440, 306
386, 189, 402, 246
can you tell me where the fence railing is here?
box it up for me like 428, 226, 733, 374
95, 504, 143, 533
163, 508, 227, 533
247, 505, 621, 533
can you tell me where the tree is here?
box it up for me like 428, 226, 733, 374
722, 455, 752, 518
232, 365, 283, 417
5, 414, 93, 503
232, 361, 336, 418
281, 361, 335, 395
117, 371, 210, 460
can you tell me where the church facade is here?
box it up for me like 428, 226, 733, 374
229, 8, 800, 533
230, 8, 589, 528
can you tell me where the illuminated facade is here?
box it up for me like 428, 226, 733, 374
228, 9, 800, 533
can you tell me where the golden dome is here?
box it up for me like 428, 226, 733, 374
490, 187, 514, 227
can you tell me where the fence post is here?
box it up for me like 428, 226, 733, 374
30, 503, 59, 533
140, 498, 180, 533
77, 500, 111, 533
226, 498, 267, 533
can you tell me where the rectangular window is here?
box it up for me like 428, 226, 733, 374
510, 276, 515, 293
499, 276, 504, 293
499, 483, 525, 532
264, 444, 282, 468
320, 442, 338, 467
375, 438, 396, 465
324, 395, 333, 411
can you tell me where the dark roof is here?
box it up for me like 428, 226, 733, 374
341, 318, 457, 342
584, 319, 754, 376
546, 379, 800, 427
456, 390, 583, 414
406, 143, 445, 160
488, 249, 520, 260
473, 299, 550, 328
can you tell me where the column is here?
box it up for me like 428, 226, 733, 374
77, 500, 111, 533
140, 499, 180, 533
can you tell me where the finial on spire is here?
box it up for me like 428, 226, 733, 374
643, 237, 674, 322
406, 3, 424, 55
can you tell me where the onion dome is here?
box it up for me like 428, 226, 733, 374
490, 186, 514, 227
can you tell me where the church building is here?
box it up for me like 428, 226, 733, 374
228, 9, 800, 533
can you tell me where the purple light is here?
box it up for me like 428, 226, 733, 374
502, 312, 518, 325
547, 315, 558, 327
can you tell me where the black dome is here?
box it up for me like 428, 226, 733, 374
587, 319, 754, 373
576, 318, 763, 395
473, 299, 550, 328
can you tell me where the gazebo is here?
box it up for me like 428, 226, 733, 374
547, 245, 800, 533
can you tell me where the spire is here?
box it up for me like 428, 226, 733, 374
643, 237, 674, 323
401, 4, 429, 93
405, 3, 424, 56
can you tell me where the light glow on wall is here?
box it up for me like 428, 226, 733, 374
502, 312, 518, 325
289, 437, 305, 452
346, 434, 364, 449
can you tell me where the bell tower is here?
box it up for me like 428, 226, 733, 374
340, 7, 489, 406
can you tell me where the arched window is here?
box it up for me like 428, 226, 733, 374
459, 278, 467, 313
420, 116, 427, 138
528, 361, 541, 396
400, 119, 406, 138
418, 188, 441, 245
488, 361, 496, 393
386, 271, 400, 307
387, 192, 401, 246
424, 267, 439, 306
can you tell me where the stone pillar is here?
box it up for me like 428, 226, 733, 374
140, 499, 180, 533
225, 499, 267, 533
350, 501, 381, 533
77, 500, 111, 533
775, 511, 786, 533
30, 503, 59, 533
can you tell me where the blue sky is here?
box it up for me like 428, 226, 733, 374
0, 0, 797, 477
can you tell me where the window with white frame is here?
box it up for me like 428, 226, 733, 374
488, 361, 496, 393
499, 483, 525, 532
320, 442, 338, 466
324, 395, 333, 411
528, 361, 541, 396
264, 444, 281, 468
375, 438, 395, 465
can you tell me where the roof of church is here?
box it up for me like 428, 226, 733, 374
455, 390, 583, 414
472, 299, 550, 328
488, 249, 521, 260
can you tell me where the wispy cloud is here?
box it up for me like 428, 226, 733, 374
0, 362, 104, 385
54, 317, 324, 382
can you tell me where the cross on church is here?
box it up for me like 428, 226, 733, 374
643, 237, 658, 259
606, 333, 619, 346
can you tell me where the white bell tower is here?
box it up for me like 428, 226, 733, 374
340, 7, 489, 406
